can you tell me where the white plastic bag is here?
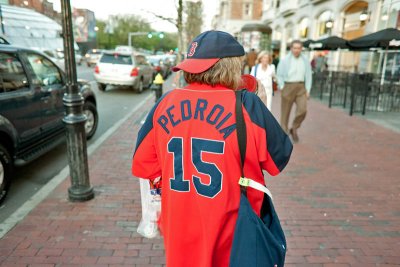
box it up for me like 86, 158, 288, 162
137, 178, 161, 238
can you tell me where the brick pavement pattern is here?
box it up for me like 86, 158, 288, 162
0, 79, 399, 266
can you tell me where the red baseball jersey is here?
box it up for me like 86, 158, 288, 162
132, 83, 292, 267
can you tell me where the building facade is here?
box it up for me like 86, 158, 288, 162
7, 0, 59, 20
212, 0, 264, 36
212, 0, 273, 52
262, 0, 400, 72
0, 5, 63, 51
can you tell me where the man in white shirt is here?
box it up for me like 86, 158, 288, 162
277, 40, 312, 143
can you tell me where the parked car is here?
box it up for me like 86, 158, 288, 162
0, 44, 99, 204
94, 51, 154, 93
84, 49, 103, 67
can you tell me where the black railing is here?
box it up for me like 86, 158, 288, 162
311, 71, 400, 115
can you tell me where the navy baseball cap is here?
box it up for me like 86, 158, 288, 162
172, 30, 245, 74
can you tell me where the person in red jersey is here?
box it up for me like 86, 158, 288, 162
132, 30, 293, 267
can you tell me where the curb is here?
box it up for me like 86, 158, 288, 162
0, 94, 153, 239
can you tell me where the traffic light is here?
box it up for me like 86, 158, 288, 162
147, 32, 164, 39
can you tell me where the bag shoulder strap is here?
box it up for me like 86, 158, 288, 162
235, 90, 247, 196
235, 90, 274, 200
235, 90, 246, 171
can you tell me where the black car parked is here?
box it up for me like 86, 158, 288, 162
0, 44, 99, 204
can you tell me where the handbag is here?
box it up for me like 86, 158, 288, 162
273, 80, 278, 92
229, 90, 287, 267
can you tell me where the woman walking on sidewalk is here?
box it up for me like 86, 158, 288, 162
250, 51, 276, 111
132, 30, 292, 267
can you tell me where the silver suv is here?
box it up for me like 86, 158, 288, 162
94, 51, 154, 93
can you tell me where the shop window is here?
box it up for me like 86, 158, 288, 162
317, 10, 333, 38
299, 17, 310, 39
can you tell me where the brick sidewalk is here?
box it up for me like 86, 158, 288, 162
0, 78, 399, 266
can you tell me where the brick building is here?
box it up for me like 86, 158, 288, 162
212, 0, 264, 37
7, 0, 59, 20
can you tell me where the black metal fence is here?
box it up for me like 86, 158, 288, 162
311, 71, 400, 115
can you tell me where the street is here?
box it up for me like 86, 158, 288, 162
0, 64, 154, 223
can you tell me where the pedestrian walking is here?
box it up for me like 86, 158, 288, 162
311, 52, 328, 72
245, 48, 257, 73
250, 51, 276, 110
132, 30, 292, 267
277, 40, 312, 143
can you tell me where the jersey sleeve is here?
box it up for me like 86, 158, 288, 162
132, 103, 161, 180
242, 90, 293, 175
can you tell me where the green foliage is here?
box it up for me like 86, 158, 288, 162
96, 15, 177, 52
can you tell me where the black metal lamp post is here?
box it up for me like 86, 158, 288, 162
61, 0, 94, 202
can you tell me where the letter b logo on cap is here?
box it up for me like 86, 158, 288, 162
188, 42, 198, 57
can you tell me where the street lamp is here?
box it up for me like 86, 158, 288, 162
381, 11, 389, 21
60, 0, 94, 202
94, 26, 99, 48
325, 19, 333, 29
359, 9, 369, 22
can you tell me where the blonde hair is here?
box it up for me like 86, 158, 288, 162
184, 57, 243, 89
256, 51, 271, 64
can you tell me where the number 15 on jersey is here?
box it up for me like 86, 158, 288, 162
167, 137, 225, 198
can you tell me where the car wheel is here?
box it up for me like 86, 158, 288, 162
83, 102, 98, 140
0, 144, 12, 205
98, 83, 106, 91
136, 79, 144, 93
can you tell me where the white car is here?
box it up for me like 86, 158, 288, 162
84, 49, 103, 67
94, 51, 154, 93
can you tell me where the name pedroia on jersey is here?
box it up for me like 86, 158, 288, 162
156, 98, 236, 139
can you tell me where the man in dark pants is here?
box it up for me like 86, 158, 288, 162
276, 40, 312, 143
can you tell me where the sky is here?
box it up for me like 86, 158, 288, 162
48, 0, 218, 33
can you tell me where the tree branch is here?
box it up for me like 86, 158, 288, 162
141, 9, 178, 28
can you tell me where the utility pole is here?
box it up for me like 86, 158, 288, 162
61, 0, 94, 202
105, 17, 114, 49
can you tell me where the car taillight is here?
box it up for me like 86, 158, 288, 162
130, 67, 139, 77
94, 65, 100, 74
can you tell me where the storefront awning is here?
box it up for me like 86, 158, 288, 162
241, 23, 272, 34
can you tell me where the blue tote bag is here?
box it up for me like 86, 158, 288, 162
230, 90, 286, 267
